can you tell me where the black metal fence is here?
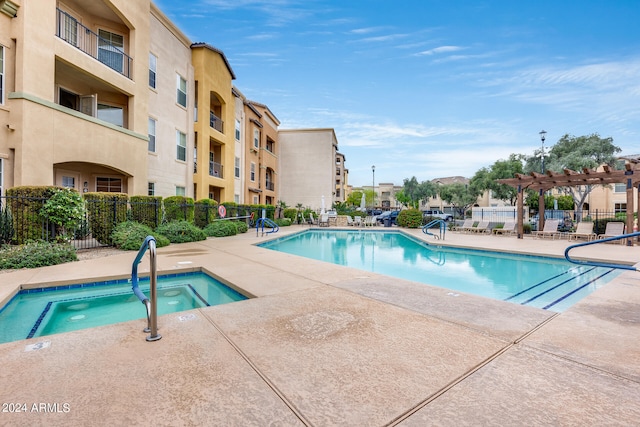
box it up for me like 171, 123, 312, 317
0, 196, 272, 250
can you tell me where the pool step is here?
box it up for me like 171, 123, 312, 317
504, 266, 616, 311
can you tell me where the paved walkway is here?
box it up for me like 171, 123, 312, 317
0, 225, 639, 426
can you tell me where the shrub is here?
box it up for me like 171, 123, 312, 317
397, 209, 423, 228
232, 221, 248, 233
156, 220, 206, 243
0, 241, 77, 269
40, 188, 85, 240
111, 221, 170, 250
6, 186, 57, 244
130, 196, 163, 229
274, 218, 292, 227
203, 221, 237, 237
194, 199, 218, 228
0, 203, 14, 244
164, 196, 194, 223
282, 208, 298, 222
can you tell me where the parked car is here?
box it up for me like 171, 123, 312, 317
376, 210, 400, 225
422, 209, 453, 222
529, 210, 573, 231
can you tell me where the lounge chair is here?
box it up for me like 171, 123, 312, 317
568, 222, 595, 241
452, 219, 473, 232
470, 221, 491, 234
598, 222, 625, 244
363, 216, 376, 227
354, 215, 362, 226
307, 212, 316, 225
318, 213, 330, 227
532, 219, 560, 239
493, 221, 516, 236
346, 215, 354, 226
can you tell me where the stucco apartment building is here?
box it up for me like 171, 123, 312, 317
278, 128, 345, 211
0, 0, 197, 196
0, 0, 291, 205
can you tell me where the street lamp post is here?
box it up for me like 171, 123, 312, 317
371, 165, 375, 209
539, 130, 547, 173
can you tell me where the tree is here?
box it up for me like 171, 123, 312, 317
524, 133, 621, 219
438, 183, 480, 218
401, 176, 437, 209
469, 154, 524, 205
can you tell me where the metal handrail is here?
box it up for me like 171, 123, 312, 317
256, 217, 279, 236
564, 231, 640, 271
422, 219, 447, 240
131, 236, 162, 341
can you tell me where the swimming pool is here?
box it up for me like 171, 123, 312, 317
0, 272, 246, 344
259, 230, 623, 312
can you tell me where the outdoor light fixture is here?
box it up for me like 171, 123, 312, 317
539, 130, 547, 173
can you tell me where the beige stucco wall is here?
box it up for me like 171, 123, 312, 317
278, 128, 338, 210
191, 44, 234, 202
148, 5, 194, 197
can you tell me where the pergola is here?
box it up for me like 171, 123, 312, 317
498, 162, 640, 244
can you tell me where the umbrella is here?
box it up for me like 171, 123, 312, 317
321, 195, 326, 214
360, 193, 366, 211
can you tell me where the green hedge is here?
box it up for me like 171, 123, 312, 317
130, 195, 163, 230
164, 196, 194, 223
204, 221, 237, 237
0, 241, 77, 269
84, 192, 128, 245
194, 199, 218, 228
111, 221, 170, 250
156, 220, 206, 243
6, 186, 57, 244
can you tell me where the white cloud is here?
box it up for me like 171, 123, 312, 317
416, 45, 464, 56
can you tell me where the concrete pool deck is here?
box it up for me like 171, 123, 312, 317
1, 225, 639, 426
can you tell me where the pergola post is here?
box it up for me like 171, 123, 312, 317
626, 177, 634, 246
538, 189, 545, 232
517, 184, 523, 239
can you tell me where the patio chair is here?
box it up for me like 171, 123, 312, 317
568, 222, 595, 241
531, 219, 560, 239
452, 219, 473, 232
346, 215, 354, 226
470, 221, 491, 234
354, 215, 362, 226
493, 221, 516, 236
363, 216, 376, 227
318, 213, 330, 227
307, 212, 316, 225
598, 222, 625, 244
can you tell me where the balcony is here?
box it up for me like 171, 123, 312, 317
265, 181, 274, 191
210, 111, 223, 133
209, 161, 223, 178
56, 8, 132, 79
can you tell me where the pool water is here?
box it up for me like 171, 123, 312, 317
0, 272, 246, 344
259, 230, 622, 312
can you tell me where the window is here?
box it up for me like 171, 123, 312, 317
235, 119, 241, 140
148, 118, 156, 152
62, 176, 75, 188
253, 129, 259, 149
250, 162, 255, 181
176, 130, 186, 161
253, 196, 259, 204
176, 74, 187, 107
234, 156, 240, 178
234, 194, 240, 203
614, 183, 626, 193
97, 104, 123, 127
614, 203, 626, 213
0, 158, 3, 195
98, 29, 124, 74
0, 45, 4, 105
96, 177, 122, 192
148, 182, 155, 196
176, 186, 186, 196
149, 53, 157, 89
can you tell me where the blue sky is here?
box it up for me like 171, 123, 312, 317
154, 0, 640, 187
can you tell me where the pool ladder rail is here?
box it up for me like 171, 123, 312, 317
256, 217, 279, 236
422, 219, 446, 240
565, 231, 640, 272
131, 236, 161, 342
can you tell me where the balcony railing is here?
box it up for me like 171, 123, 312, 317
265, 181, 274, 191
56, 8, 132, 79
210, 111, 224, 133
209, 161, 223, 178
